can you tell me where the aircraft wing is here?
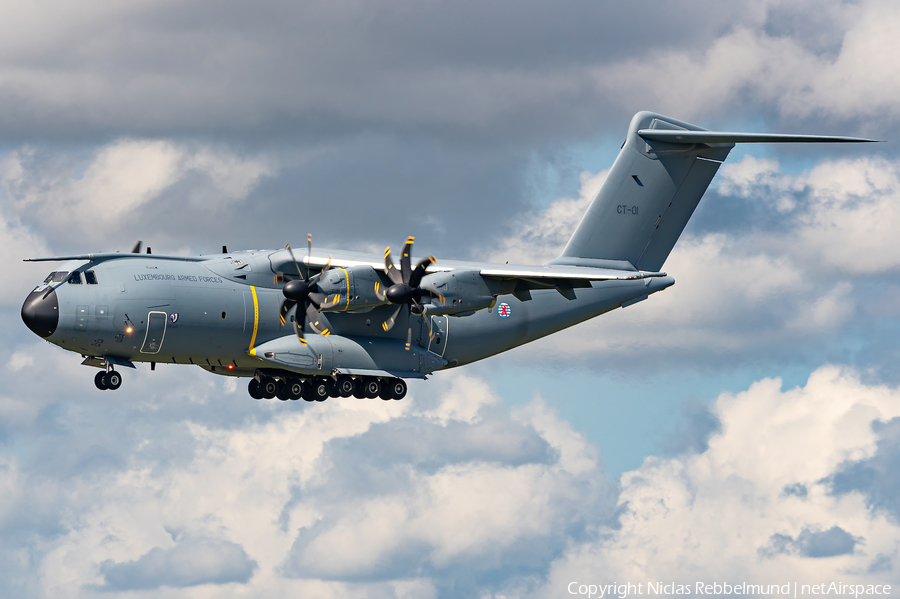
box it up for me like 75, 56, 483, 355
276, 249, 662, 287
478, 264, 660, 281
24, 253, 205, 263
474, 264, 665, 301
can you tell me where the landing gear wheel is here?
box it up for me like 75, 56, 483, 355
363, 377, 381, 399
301, 386, 315, 402
308, 378, 329, 402
275, 380, 290, 401
94, 370, 108, 390
248, 378, 263, 400
260, 377, 277, 399
286, 379, 305, 400
326, 379, 341, 398
104, 370, 122, 391
389, 378, 407, 400
335, 375, 355, 398
352, 378, 366, 399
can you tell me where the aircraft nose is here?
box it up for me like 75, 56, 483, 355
21, 287, 59, 338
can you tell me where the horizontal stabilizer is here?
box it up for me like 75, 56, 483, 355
559, 111, 880, 273
637, 130, 879, 144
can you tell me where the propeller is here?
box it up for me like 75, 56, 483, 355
379, 236, 441, 349
277, 235, 331, 343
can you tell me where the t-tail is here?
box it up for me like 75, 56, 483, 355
549, 111, 877, 272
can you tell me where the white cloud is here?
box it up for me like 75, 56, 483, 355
98, 535, 257, 590
718, 155, 900, 275
0, 138, 276, 307
536, 366, 900, 595
529, 232, 814, 360
0, 139, 275, 255
590, 0, 900, 124
4, 331, 900, 597
9, 370, 609, 597
6, 351, 35, 372
491, 150, 900, 364
490, 169, 607, 265
0, 210, 51, 304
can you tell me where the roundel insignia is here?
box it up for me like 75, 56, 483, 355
498, 303, 511, 318
169, 313, 179, 323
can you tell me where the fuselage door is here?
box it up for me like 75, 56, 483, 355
140, 311, 168, 354
426, 315, 449, 357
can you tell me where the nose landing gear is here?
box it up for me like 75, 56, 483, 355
94, 369, 122, 391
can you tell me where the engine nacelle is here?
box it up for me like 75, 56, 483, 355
419, 270, 496, 316
316, 265, 389, 313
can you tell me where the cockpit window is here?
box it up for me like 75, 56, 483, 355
43, 272, 56, 283
84, 271, 98, 285
67, 272, 83, 284
50, 271, 69, 283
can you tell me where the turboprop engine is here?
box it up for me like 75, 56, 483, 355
418, 270, 496, 316
315, 265, 390, 313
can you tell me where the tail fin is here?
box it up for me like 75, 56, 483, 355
551, 111, 876, 272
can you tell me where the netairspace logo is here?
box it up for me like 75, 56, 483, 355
566, 582, 893, 599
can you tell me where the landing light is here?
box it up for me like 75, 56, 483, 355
227, 364, 234, 370
123, 313, 135, 334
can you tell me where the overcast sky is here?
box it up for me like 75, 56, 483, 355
3, 0, 900, 597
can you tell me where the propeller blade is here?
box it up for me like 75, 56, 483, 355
384, 247, 403, 285
307, 233, 312, 267
400, 236, 414, 283
285, 242, 307, 281
374, 281, 386, 301
130, 241, 143, 254
405, 323, 412, 351
291, 310, 306, 344
409, 256, 435, 289
381, 304, 403, 332
274, 272, 294, 284
422, 313, 435, 340
307, 302, 329, 335
308, 291, 327, 306
279, 299, 296, 326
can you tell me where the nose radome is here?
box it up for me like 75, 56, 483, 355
21, 287, 59, 338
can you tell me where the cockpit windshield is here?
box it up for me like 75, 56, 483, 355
43, 272, 55, 283
49, 271, 68, 283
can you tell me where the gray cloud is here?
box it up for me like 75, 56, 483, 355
659, 398, 721, 455
3, 1, 900, 596
781, 483, 808, 498
830, 418, 900, 520
278, 395, 613, 588
0, 1, 761, 142
761, 526, 861, 559
98, 536, 257, 590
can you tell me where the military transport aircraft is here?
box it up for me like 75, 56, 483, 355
20, 112, 876, 402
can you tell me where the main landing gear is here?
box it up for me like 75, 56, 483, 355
248, 375, 407, 402
94, 369, 122, 391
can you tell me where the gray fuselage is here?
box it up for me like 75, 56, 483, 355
23, 249, 672, 380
